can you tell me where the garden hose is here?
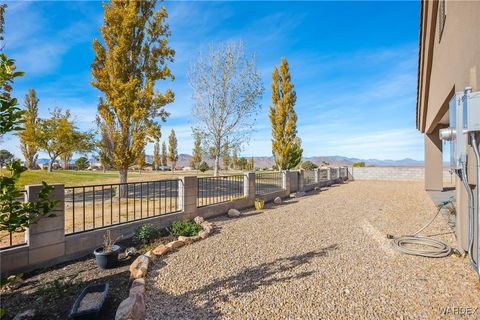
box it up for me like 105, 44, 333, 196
387, 200, 453, 258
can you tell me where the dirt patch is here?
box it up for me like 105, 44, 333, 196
0, 254, 130, 319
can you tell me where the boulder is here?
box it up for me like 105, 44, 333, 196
227, 209, 241, 218
193, 216, 205, 225
13, 310, 35, 320
152, 244, 170, 257
198, 230, 210, 239
273, 197, 282, 205
165, 240, 185, 250
143, 251, 156, 262
178, 235, 201, 244
129, 278, 145, 296
295, 191, 306, 198
115, 293, 145, 320
129, 255, 149, 279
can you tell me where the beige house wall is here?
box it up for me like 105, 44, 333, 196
417, 0, 480, 258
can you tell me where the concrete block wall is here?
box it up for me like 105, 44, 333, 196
350, 166, 453, 182
0, 169, 348, 275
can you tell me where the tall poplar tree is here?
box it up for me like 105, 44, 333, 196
269, 57, 302, 170
153, 141, 160, 170
191, 132, 202, 170
91, 0, 175, 186
222, 143, 230, 170
161, 141, 167, 166
18, 89, 39, 169
168, 129, 178, 170
231, 148, 238, 170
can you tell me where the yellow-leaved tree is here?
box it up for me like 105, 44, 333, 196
18, 89, 39, 169
168, 129, 178, 171
91, 0, 175, 187
269, 57, 302, 170
153, 141, 160, 170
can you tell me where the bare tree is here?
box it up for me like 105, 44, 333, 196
188, 41, 264, 176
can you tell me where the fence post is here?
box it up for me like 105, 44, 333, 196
244, 172, 256, 200
178, 176, 198, 219
298, 169, 305, 192
282, 170, 291, 194
327, 168, 332, 184
26, 184, 65, 266
314, 168, 320, 184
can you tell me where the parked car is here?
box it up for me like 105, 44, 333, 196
158, 166, 171, 171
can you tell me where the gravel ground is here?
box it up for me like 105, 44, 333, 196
145, 181, 480, 319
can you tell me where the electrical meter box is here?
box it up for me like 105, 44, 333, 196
466, 91, 480, 132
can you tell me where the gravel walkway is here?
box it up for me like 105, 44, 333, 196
145, 181, 480, 319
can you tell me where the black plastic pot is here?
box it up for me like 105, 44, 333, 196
69, 282, 109, 319
93, 245, 121, 269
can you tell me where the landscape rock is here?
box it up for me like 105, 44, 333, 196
130, 278, 146, 296
115, 293, 145, 320
144, 251, 156, 262
198, 230, 210, 239
152, 244, 170, 257
165, 240, 185, 250
13, 309, 35, 320
178, 236, 201, 244
227, 209, 241, 218
130, 255, 149, 279
295, 191, 306, 198
273, 197, 282, 205
193, 216, 205, 225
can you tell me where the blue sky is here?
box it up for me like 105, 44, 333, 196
2, 0, 423, 160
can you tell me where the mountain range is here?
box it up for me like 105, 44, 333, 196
37, 155, 424, 168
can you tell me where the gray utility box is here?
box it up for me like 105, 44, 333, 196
465, 91, 480, 132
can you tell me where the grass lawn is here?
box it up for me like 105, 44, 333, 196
0, 169, 215, 188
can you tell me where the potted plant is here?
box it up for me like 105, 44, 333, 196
254, 198, 264, 210
93, 230, 122, 269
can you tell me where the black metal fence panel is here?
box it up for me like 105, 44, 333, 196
64, 179, 180, 235
197, 175, 245, 207
255, 172, 284, 196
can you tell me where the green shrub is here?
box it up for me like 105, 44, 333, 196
198, 161, 209, 173
169, 220, 202, 237
300, 160, 318, 170
352, 161, 365, 167
133, 224, 161, 245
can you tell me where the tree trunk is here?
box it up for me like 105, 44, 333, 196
48, 159, 54, 172
119, 168, 128, 198
214, 156, 220, 177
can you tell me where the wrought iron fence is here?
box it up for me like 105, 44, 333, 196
304, 170, 316, 185
255, 172, 284, 195
0, 190, 27, 249
339, 167, 348, 178
331, 169, 339, 180
0, 231, 26, 249
197, 175, 245, 207
64, 179, 180, 235
319, 168, 329, 181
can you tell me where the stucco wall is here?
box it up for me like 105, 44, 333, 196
350, 166, 453, 182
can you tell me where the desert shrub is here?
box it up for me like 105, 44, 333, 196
133, 224, 161, 245
169, 220, 202, 237
352, 161, 365, 167
198, 161, 209, 172
300, 160, 318, 170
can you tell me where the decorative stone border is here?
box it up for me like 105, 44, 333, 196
115, 217, 213, 320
